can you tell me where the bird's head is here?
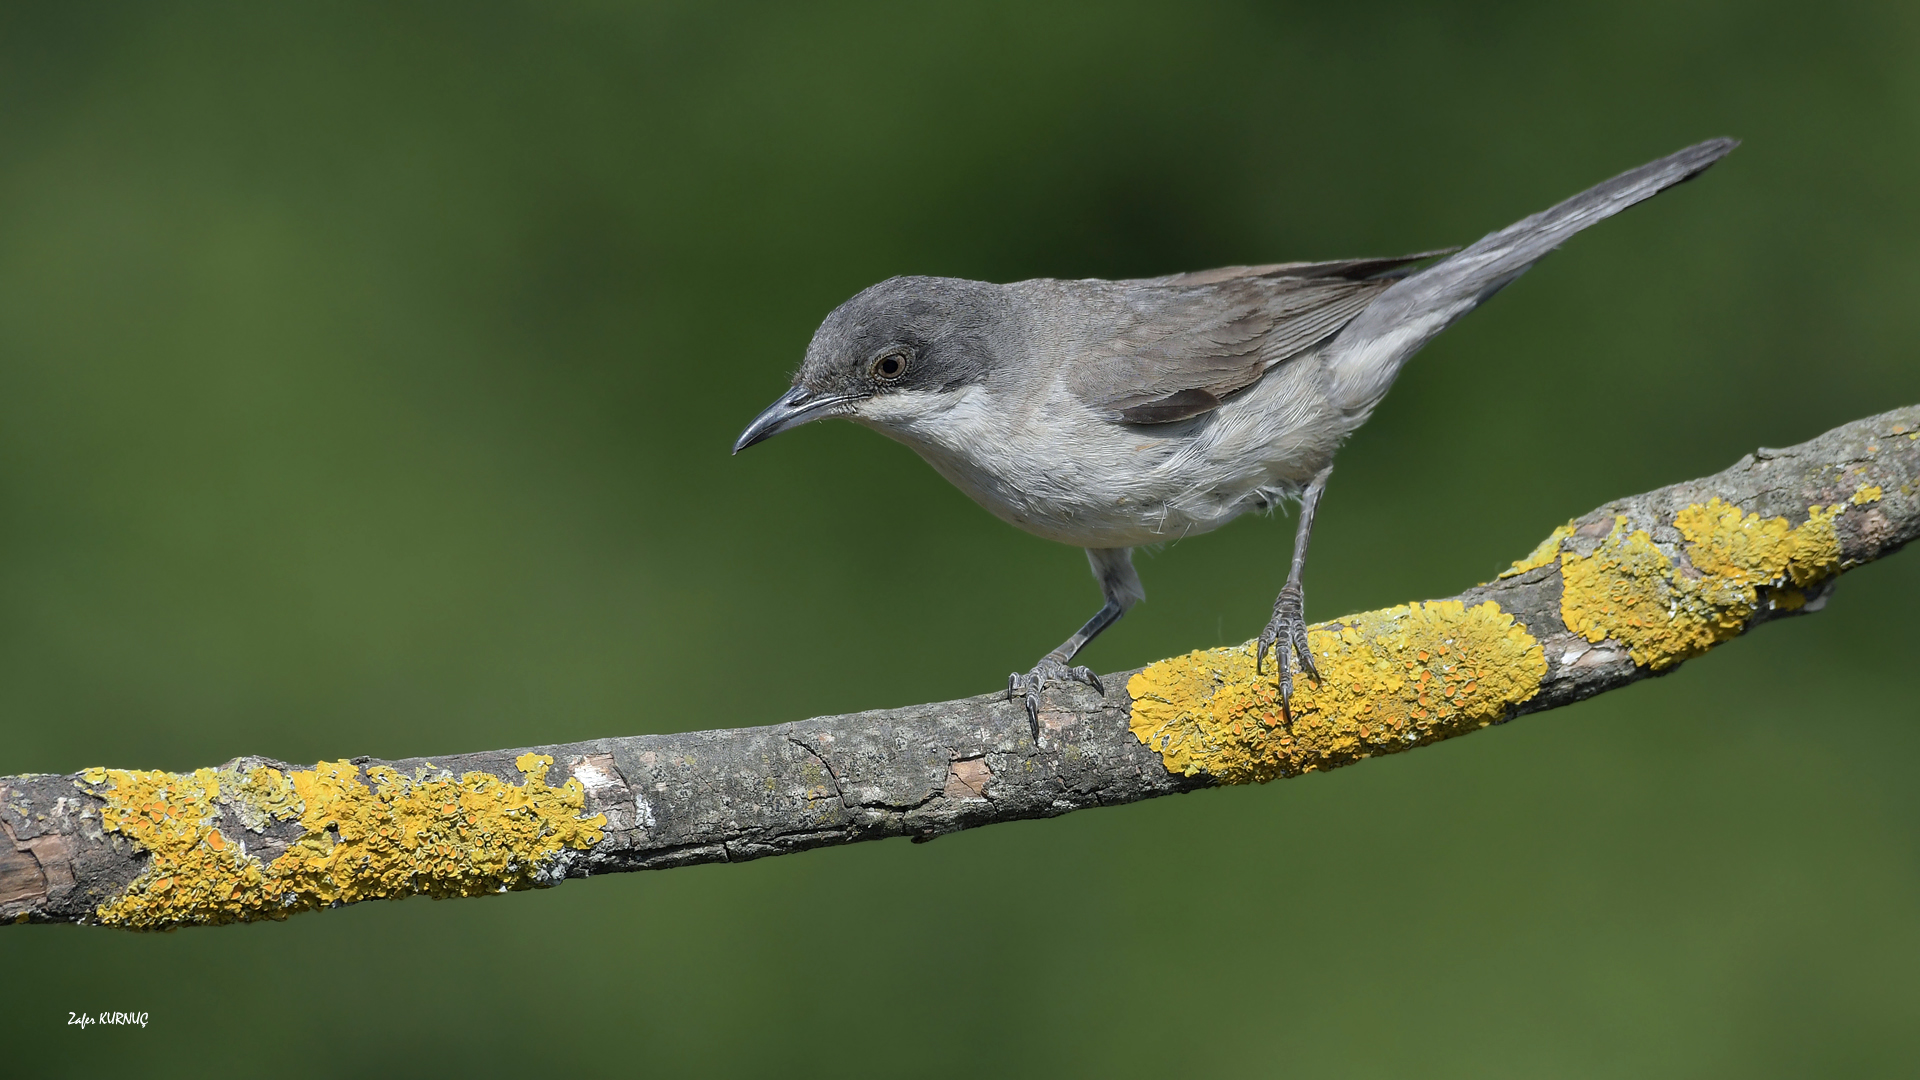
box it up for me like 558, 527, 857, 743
733, 276, 1002, 453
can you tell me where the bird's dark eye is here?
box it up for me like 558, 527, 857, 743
871, 350, 909, 383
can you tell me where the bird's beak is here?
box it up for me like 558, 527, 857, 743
732, 386, 859, 454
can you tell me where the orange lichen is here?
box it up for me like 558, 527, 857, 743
80, 755, 606, 930
1127, 600, 1545, 784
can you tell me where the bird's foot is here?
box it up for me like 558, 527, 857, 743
1008, 657, 1104, 738
1256, 581, 1318, 709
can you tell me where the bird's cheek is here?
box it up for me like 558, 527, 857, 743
850, 393, 926, 430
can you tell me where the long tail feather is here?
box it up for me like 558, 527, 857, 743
1324, 138, 1738, 414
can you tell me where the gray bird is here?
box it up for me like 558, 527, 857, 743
735, 139, 1737, 727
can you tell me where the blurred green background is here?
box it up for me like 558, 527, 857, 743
3, 2, 1917, 1075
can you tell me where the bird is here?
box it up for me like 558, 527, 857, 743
734, 139, 1738, 730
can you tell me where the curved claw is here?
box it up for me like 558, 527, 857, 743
1291, 620, 1318, 683
1008, 657, 1107, 738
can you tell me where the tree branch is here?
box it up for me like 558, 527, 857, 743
4, 406, 1916, 930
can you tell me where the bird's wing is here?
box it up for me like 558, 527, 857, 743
1067, 252, 1450, 424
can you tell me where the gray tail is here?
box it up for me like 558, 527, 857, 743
1323, 138, 1738, 415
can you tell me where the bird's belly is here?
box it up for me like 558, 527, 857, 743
1011, 482, 1288, 548
911, 412, 1335, 548
878, 360, 1345, 548
990, 453, 1299, 548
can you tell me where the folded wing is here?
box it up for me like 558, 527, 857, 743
1070, 251, 1447, 424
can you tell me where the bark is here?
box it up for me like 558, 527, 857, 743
3, 405, 1915, 929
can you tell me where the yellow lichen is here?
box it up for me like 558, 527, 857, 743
1127, 600, 1546, 784
1676, 499, 1842, 587
1559, 500, 1843, 670
1497, 521, 1576, 579
217, 764, 302, 833
81, 755, 606, 930
1852, 484, 1883, 505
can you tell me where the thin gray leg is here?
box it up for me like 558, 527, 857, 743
1258, 464, 1333, 708
1010, 547, 1142, 737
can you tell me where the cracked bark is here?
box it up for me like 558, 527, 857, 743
2, 405, 1916, 928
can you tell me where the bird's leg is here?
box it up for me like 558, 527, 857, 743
1010, 604, 1121, 707
1258, 465, 1333, 708
1010, 547, 1142, 737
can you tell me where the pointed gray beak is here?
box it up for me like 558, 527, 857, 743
732, 386, 861, 454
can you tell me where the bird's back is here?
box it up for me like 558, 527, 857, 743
1007, 252, 1445, 428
